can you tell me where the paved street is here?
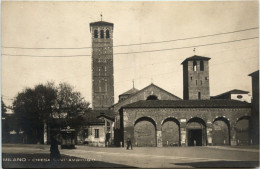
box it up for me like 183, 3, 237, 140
2, 144, 259, 168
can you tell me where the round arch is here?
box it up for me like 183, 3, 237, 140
134, 116, 157, 147
212, 117, 231, 145
236, 116, 250, 123
235, 116, 250, 145
186, 117, 207, 146
161, 117, 180, 146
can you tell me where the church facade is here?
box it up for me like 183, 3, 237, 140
115, 56, 251, 147
85, 19, 254, 147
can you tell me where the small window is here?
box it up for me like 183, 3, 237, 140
198, 92, 201, 100
95, 129, 99, 138
106, 30, 110, 38
193, 61, 197, 71
100, 30, 104, 39
201, 80, 202, 85
84, 129, 89, 138
147, 95, 158, 100
196, 80, 197, 85
105, 80, 107, 91
98, 67, 101, 76
237, 95, 243, 99
205, 77, 208, 80
190, 77, 192, 80
200, 60, 204, 71
99, 80, 101, 92
94, 30, 98, 38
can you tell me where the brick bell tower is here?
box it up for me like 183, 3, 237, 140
90, 19, 114, 110
182, 55, 211, 100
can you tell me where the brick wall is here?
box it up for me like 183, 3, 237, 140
91, 25, 114, 110
121, 107, 251, 147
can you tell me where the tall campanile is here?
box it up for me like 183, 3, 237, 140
90, 20, 114, 110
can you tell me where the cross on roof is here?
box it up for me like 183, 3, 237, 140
100, 13, 103, 21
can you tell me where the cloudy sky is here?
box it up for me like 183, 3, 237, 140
2, 1, 258, 107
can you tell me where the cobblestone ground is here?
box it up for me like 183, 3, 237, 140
2, 144, 259, 168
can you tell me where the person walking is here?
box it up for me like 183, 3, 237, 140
126, 138, 133, 150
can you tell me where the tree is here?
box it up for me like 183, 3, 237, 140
12, 82, 90, 143
13, 82, 57, 143
54, 82, 90, 129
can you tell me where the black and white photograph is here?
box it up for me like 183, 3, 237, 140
1, 1, 259, 168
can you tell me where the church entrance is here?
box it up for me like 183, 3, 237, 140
188, 129, 202, 146
186, 117, 206, 146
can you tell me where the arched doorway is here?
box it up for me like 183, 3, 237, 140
236, 116, 250, 145
187, 117, 207, 146
162, 118, 180, 146
212, 117, 230, 145
134, 117, 156, 147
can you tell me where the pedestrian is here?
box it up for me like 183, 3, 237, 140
126, 138, 133, 150
50, 135, 61, 162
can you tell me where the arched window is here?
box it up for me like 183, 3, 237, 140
193, 61, 197, 71
106, 30, 110, 38
147, 95, 158, 100
198, 92, 201, 100
200, 61, 204, 71
94, 30, 98, 38
100, 30, 104, 39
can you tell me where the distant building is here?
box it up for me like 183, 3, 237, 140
211, 89, 251, 103
78, 110, 114, 147
248, 70, 259, 145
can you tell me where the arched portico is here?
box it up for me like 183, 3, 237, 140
212, 117, 231, 145
134, 116, 157, 147
186, 117, 207, 146
235, 116, 250, 145
161, 117, 180, 146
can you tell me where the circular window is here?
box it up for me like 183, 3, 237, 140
237, 95, 243, 99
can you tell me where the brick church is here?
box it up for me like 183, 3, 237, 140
82, 19, 257, 147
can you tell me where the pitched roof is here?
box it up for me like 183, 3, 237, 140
122, 100, 251, 109
211, 89, 249, 99
90, 21, 114, 27
83, 109, 115, 124
248, 70, 259, 77
111, 83, 181, 108
181, 55, 211, 64
119, 88, 139, 96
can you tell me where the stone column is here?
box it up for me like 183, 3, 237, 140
206, 122, 213, 146
230, 125, 237, 146
180, 120, 187, 146
156, 130, 162, 147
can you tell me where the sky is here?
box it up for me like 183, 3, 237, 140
1, 1, 259, 108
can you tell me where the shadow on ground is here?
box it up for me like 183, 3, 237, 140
174, 161, 259, 168
2, 153, 135, 168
